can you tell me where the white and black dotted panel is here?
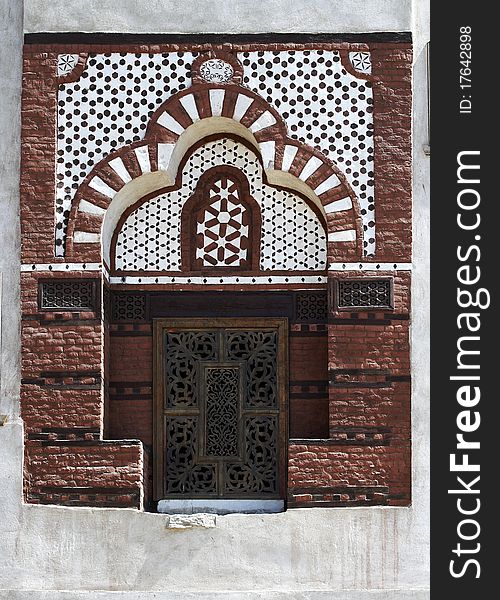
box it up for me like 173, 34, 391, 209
56, 52, 197, 255
57, 51, 369, 257
115, 190, 184, 271
238, 50, 375, 255
114, 138, 326, 272
260, 188, 326, 271
180, 139, 262, 192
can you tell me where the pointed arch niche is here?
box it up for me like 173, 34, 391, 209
181, 165, 261, 272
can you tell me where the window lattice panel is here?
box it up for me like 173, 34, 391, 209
295, 292, 328, 322
114, 138, 326, 272
165, 416, 217, 495
39, 280, 97, 311
336, 278, 393, 310
205, 367, 241, 457
224, 416, 278, 494
225, 330, 278, 408
160, 324, 283, 498
111, 293, 147, 321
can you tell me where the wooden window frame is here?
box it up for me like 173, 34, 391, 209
153, 317, 288, 501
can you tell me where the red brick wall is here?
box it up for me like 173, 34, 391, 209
21, 50, 58, 264
288, 271, 412, 507
371, 44, 413, 261
20, 271, 145, 508
107, 326, 153, 446
20, 39, 412, 510
25, 441, 143, 508
289, 328, 329, 439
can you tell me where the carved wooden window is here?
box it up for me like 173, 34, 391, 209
154, 318, 287, 500
181, 166, 261, 272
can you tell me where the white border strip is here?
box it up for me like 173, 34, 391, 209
109, 275, 327, 285
329, 262, 413, 271
328, 230, 356, 242
21, 263, 412, 274
21, 263, 102, 272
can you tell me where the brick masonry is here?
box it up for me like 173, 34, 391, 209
20, 39, 412, 510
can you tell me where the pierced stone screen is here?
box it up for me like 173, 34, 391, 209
39, 280, 97, 311
336, 278, 393, 310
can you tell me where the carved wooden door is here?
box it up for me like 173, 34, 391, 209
153, 318, 287, 500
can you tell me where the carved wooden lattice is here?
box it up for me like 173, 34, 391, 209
225, 416, 278, 494
165, 417, 216, 494
155, 319, 286, 499
205, 366, 241, 458
165, 332, 217, 407
226, 331, 277, 407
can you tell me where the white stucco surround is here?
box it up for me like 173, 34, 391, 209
0, 1, 430, 598
24, 0, 412, 34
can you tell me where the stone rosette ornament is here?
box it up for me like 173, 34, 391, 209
199, 58, 235, 83
191, 51, 243, 85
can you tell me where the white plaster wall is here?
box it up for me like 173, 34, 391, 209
24, 0, 411, 34
0, 1, 430, 598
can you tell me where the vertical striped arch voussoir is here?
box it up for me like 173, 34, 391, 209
65, 83, 362, 263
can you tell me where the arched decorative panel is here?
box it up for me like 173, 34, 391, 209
182, 166, 260, 271
112, 137, 327, 275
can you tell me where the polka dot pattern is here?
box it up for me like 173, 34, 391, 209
56, 52, 197, 255
237, 50, 375, 255
115, 190, 183, 271
57, 49, 374, 257
114, 138, 326, 272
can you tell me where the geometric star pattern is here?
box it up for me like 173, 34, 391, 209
57, 54, 79, 76
196, 177, 250, 267
349, 52, 372, 75
57, 51, 374, 255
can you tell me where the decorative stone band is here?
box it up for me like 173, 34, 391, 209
21, 263, 102, 272
108, 275, 327, 285
329, 262, 413, 271
20, 263, 412, 273
64, 82, 363, 264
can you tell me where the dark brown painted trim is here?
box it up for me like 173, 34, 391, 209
24, 33, 413, 46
